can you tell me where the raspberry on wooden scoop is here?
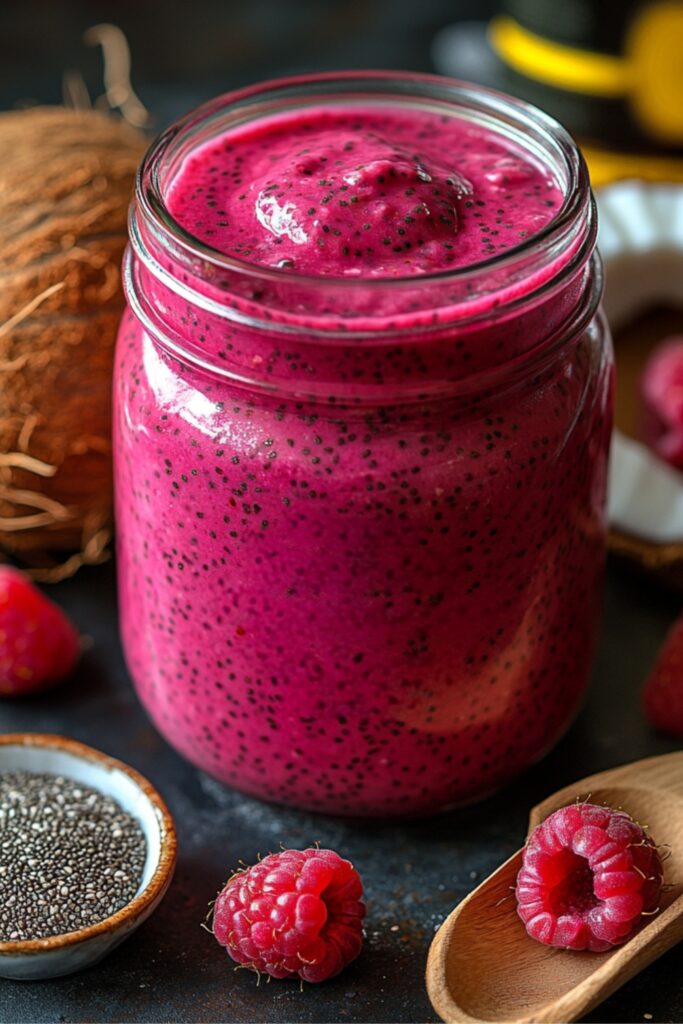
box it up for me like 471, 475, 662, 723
211, 847, 365, 982
642, 612, 683, 736
0, 566, 79, 696
515, 803, 663, 952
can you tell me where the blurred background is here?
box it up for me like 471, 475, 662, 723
1, 0, 495, 124
5, 0, 683, 183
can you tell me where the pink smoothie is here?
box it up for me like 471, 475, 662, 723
115, 98, 612, 814
165, 107, 560, 275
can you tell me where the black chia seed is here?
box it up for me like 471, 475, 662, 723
0, 771, 147, 941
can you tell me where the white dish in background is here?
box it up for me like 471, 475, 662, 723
597, 182, 683, 544
599, 182, 683, 332
609, 429, 683, 544
0, 733, 177, 981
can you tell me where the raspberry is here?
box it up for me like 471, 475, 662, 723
515, 803, 663, 952
642, 612, 683, 736
211, 847, 365, 982
642, 336, 683, 468
0, 567, 79, 697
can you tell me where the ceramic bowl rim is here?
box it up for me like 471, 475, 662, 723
0, 732, 177, 957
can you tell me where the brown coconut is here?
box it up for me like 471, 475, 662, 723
0, 107, 146, 579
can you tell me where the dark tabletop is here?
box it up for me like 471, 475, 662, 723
0, 556, 681, 1024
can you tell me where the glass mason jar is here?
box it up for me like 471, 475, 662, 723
114, 72, 613, 817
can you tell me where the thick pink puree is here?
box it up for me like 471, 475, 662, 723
115, 104, 612, 814
166, 107, 561, 276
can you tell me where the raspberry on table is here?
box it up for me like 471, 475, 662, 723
515, 803, 663, 952
642, 335, 683, 468
211, 847, 365, 982
0, 566, 79, 697
642, 611, 683, 737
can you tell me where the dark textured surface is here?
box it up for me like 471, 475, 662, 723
0, 558, 681, 1023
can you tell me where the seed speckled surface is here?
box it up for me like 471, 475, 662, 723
114, 98, 612, 816
166, 106, 561, 276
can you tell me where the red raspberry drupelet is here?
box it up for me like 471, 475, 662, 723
0, 566, 79, 697
516, 803, 663, 952
212, 847, 365, 982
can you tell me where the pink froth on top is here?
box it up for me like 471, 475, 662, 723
165, 106, 562, 279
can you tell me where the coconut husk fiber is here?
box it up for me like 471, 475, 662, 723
0, 107, 146, 580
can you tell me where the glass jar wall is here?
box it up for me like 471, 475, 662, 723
114, 72, 613, 815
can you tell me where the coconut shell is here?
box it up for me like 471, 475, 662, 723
0, 107, 146, 578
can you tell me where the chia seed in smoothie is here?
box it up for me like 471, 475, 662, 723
115, 83, 612, 815
166, 107, 560, 275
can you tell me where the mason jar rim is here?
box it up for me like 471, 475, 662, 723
135, 69, 592, 293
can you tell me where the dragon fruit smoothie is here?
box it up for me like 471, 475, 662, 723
114, 74, 613, 815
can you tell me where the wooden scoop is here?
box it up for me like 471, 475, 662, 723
426, 752, 683, 1024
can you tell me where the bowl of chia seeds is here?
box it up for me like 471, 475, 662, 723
0, 733, 177, 980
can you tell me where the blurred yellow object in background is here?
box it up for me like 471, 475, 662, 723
583, 145, 683, 188
491, 5, 683, 144
460, 1, 683, 186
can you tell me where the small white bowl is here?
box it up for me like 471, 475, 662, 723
0, 733, 177, 981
